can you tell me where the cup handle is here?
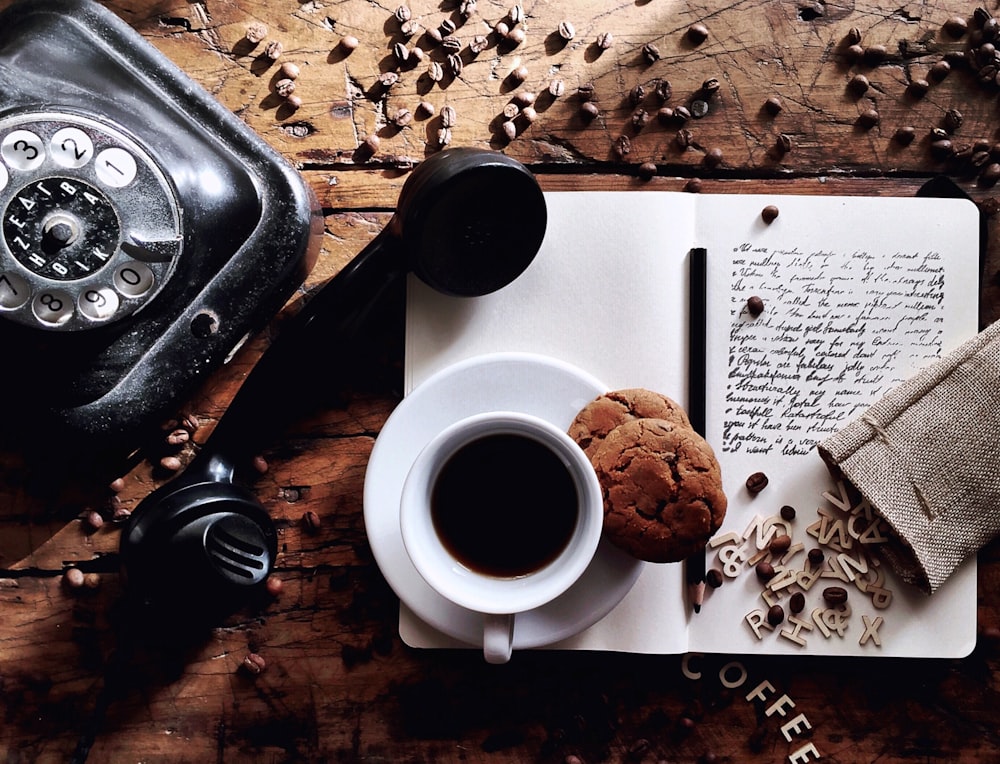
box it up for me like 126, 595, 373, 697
483, 613, 515, 664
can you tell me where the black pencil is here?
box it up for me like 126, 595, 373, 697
686, 247, 708, 614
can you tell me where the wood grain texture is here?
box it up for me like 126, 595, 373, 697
1, 0, 1000, 762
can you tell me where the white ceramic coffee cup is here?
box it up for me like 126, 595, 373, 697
399, 411, 604, 664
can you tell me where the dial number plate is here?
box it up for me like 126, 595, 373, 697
0, 113, 182, 330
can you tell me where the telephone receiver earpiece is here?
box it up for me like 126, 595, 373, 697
119, 148, 547, 622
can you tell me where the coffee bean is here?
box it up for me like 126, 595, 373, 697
160, 455, 182, 472
687, 23, 709, 45
823, 586, 848, 605
629, 83, 646, 106
929, 59, 952, 80
845, 43, 865, 63
761, 205, 779, 224
789, 592, 806, 614
83, 509, 104, 531
706, 568, 724, 588
580, 101, 600, 120
764, 95, 783, 115
807, 547, 825, 565
578, 82, 596, 101
440, 104, 457, 127
943, 15, 969, 37
845, 26, 862, 45
863, 44, 886, 64
242, 652, 267, 676
684, 178, 703, 193
907, 78, 929, 97
302, 510, 322, 533
704, 147, 724, 167
509, 65, 529, 84
780, 504, 796, 521
595, 31, 614, 50
755, 560, 776, 583
746, 296, 765, 317
767, 604, 785, 626
548, 79, 565, 97
469, 35, 489, 54
930, 138, 954, 160
63, 567, 85, 589
775, 133, 792, 154
245, 22, 268, 45
857, 108, 880, 129
894, 126, 916, 145
675, 128, 693, 149
847, 73, 869, 95
263, 40, 284, 60
631, 108, 650, 129
613, 135, 632, 160
981, 162, 1000, 186
655, 79, 673, 101
558, 20, 575, 40
265, 576, 283, 597
501, 120, 517, 141
690, 99, 709, 118
642, 43, 661, 63
506, 27, 526, 46
944, 108, 964, 133
701, 77, 721, 95
769, 534, 791, 554
637, 161, 657, 180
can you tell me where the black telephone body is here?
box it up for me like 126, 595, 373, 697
0, 0, 322, 464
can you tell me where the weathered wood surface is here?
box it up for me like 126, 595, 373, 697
2, 0, 1000, 762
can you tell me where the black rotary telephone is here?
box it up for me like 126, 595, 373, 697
0, 0, 321, 465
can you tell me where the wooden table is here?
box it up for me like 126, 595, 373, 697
2, 0, 1000, 761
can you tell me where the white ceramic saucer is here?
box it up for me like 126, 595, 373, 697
364, 352, 644, 651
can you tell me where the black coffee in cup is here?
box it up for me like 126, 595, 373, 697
430, 433, 579, 578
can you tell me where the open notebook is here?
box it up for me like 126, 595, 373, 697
400, 191, 979, 658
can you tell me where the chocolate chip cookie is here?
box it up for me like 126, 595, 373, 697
568, 388, 691, 459
590, 417, 727, 563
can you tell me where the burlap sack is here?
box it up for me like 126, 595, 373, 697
817, 319, 1000, 594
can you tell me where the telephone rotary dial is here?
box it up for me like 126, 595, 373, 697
0, 112, 181, 329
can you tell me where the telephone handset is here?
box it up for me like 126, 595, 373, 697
0, 0, 321, 464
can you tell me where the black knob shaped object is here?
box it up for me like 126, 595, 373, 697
120, 148, 547, 622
